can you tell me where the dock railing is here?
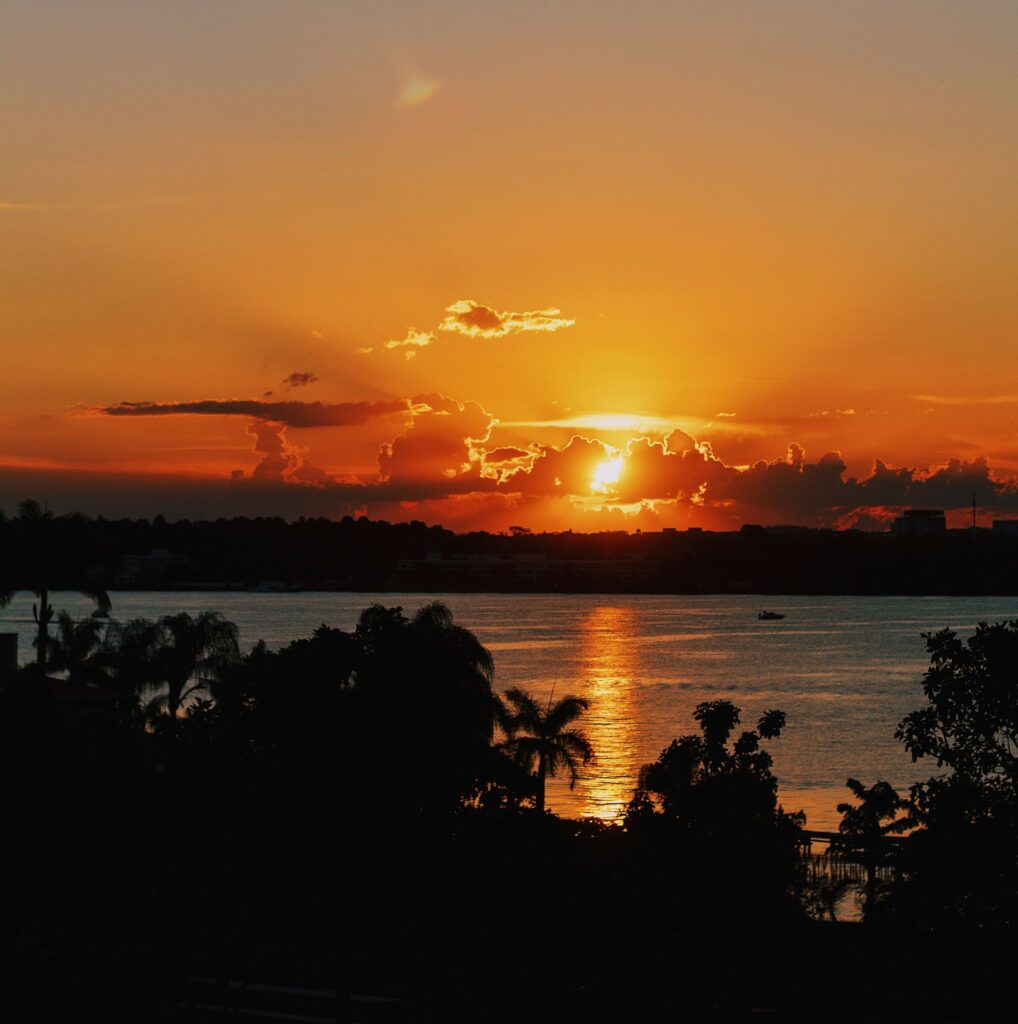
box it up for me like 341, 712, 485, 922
796, 829, 901, 885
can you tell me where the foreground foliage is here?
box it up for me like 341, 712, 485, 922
0, 592, 1015, 1018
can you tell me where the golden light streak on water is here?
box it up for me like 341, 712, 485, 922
575, 605, 639, 822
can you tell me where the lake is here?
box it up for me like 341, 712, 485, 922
4, 591, 1016, 829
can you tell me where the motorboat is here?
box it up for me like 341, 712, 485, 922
757, 610, 785, 620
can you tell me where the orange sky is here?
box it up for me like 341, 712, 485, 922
2, 2, 1017, 530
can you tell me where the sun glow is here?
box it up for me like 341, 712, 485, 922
591, 453, 624, 494
396, 76, 441, 109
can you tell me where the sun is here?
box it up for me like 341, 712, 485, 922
591, 453, 624, 494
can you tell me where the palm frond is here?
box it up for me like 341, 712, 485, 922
845, 777, 867, 800
498, 735, 541, 772
502, 687, 543, 730
413, 601, 454, 629
545, 695, 591, 734
493, 693, 516, 738
79, 586, 112, 616
558, 729, 594, 764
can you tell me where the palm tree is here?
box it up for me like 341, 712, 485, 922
110, 611, 239, 717
0, 500, 111, 674
353, 601, 504, 812
102, 617, 164, 697
834, 778, 909, 916
499, 687, 593, 814
0, 583, 111, 676
46, 610, 108, 686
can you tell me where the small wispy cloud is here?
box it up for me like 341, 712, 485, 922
915, 393, 1018, 406
439, 299, 575, 339
384, 328, 435, 362
502, 411, 764, 438
280, 371, 318, 392
396, 76, 441, 110
504, 413, 686, 434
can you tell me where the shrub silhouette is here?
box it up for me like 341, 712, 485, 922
627, 700, 800, 839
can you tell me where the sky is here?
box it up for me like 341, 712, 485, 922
2, 1, 1017, 530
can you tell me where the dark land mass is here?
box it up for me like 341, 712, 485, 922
3, 510, 1018, 594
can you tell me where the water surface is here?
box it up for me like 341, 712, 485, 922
4, 591, 1015, 829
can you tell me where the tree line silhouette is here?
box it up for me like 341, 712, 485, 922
4, 499, 1018, 594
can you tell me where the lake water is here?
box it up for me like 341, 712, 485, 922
4, 591, 1016, 830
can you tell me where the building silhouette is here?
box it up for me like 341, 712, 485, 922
891, 509, 946, 537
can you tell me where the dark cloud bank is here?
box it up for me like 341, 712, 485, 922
99, 398, 408, 429
37, 394, 1018, 527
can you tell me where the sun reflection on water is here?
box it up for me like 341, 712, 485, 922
574, 605, 639, 822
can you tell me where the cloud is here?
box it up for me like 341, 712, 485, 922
355, 301, 573, 359
484, 446, 531, 463
503, 412, 753, 438
914, 393, 1018, 406
835, 506, 900, 531
79, 385, 1018, 529
97, 398, 409, 429
485, 425, 1018, 528
500, 435, 616, 497
478, 446, 536, 485
438, 299, 575, 339
377, 393, 496, 490
609, 435, 731, 504
245, 421, 329, 487
718, 449, 850, 521
12, 440, 1018, 531
280, 371, 318, 392
384, 328, 435, 361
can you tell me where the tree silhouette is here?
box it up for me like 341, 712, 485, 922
46, 610, 109, 686
834, 778, 908, 917
800, 875, 857, 923
889, 621, 1018, 926
111, 611, 240, 717
896, 622, 1018, 810
102, 617, 164, 697
627, 700, 800, 838
498, 687, 593, 814
0, 500, 111, 674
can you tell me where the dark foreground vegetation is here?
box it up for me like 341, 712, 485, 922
3, 501, 1018, 593
1, 547, 1017, 1020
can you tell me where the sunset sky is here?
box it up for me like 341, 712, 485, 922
3, 1, 1017, 530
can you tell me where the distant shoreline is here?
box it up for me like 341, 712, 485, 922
5, 513, 1018, 595
99, 586, 1018, 597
